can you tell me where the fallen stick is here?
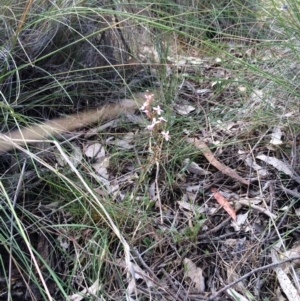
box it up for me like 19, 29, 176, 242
186, 137, 250, 186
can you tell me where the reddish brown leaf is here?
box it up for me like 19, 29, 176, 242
211, 187, 236, 221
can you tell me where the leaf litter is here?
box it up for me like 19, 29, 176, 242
4, 39, 300, 301
38, 83, 300, 300
7, 85, 299, 300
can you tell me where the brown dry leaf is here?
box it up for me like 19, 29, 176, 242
211, 187, 236, 221
121, 261, 154, 296
57, 235, 69, 251
238, 150, 268, 177
231, 212, 249, 232
183, 158, 211, 176
281, 244, 300, 273
174, 104, 196, 115
69, 279, 100, 301
178, 199, 206, 215
183, 258, 205, 293
270, 127, 283, 145
84, 142, 105, 158
226, 288, 249, 301
106, 132, 135, 149
92, 157, 110, 179
186, 184, 202, 202
276, 287, 287, 301
256, 154, 293, 177
271, 249, 300, 301
238, 198, 277, 219
54, 143, 82, 168
227, 265, 246, 293
186, 138, 249, 185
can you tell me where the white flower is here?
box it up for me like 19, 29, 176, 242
144, 93, 154, 102
153, 105, 163, 115
161, 131, 170, 141
146, 123, 156, 130
146, 118, 159, 130
140, 102, 148, 110
158, 117, 167, 123
142, 109, 150, 115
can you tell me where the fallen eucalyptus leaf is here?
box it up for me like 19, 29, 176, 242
256, 154, 293, 177
183, 258, 205, 293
